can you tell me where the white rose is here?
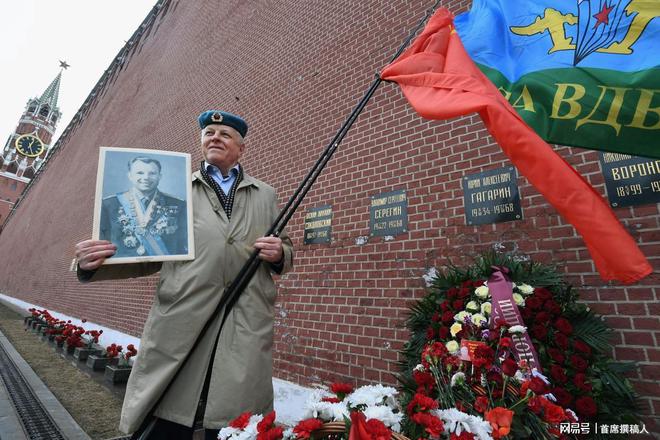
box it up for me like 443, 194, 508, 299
465, 301, 479, 312
454, 311, 471, 323
518, 283, 534, 294
475, 285, 489, 298
480, 302, 492, 315
513, 293, 525, 306
446, 340, 460, 354
450, 322, 463, 337
471, 313, 487, 326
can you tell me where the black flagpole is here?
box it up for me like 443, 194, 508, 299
133, 1, 442, 438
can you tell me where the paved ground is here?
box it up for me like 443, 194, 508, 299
0, 298, 311, 439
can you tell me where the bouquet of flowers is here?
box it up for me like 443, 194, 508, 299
400, 253, 640, 440
105, 343, 138, 366
218, 383, 405, 440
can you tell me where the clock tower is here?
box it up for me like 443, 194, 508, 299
0, 64, 66, 224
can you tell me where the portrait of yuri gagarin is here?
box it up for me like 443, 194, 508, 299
93, 147, 194, 264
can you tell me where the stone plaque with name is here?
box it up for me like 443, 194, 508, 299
303, 205, 332, 244
599, 152, 660, 208
370, 189, 408, 237
463, 167, 522, 226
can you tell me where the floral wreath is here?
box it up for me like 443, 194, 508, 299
399, 253, 640, 440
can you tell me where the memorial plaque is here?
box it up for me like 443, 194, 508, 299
463, 167, 522, 226
303, 205, 332, 244
370, 189, 408, 237
599, 152, 660, 208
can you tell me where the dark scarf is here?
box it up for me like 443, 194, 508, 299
199, 161, 244, 220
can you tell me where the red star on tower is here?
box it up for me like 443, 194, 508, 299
593, 2, 614, 30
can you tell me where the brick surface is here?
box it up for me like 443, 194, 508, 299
0, 0, 658, 428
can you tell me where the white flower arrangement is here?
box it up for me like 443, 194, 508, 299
434, 408, 493, 440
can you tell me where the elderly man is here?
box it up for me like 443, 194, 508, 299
100, 156, 187, 257
75, 111, 293, 439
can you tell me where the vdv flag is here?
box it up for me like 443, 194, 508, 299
454, 0, 660, 158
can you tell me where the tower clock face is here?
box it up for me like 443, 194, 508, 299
15, 134, 44, 157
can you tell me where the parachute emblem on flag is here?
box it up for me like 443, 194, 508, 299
574, 0, 636, 64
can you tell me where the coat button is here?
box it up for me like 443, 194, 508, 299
227, 237, 234, 244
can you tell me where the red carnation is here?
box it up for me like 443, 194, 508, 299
257, 411, 276, 433
411, 412, 444, 437
501, 358, 518, 377
293, 418, 324, 439
366, 418, 391, 440
330, 382, 353, 396
499, 337, 513, 349
257, 426, 283, 440
450, 433, 476, 440
474, 396, 489, 413
575, 396, 598, 419
321, 396, 341, 403
407, 393, 438, 414
229, 411, 252, 429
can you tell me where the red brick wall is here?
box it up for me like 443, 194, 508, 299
0, 0, 657, 430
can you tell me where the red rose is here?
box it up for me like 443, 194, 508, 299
520, 307, 533, 320
527, 395, 543, 414
501, 358, 518, 377
441, 311, 454, 324
474, 396, 489, 413
440, 302, 450, 312
554, 333, 569, 350
554, 318, 573, 335
525, 296, 543, 310
573, 373, 592, 392
229, 411, 252, 429
575, 396, 598, 419
570, 355, 589, 372
531, 325, 548, 340
551, 387, 573, 407
426, 327, 436, 340
534, 287, 553, 300
535, 311, 551, 323
547, 348, 565, 364
432, 311, 440, 322
293, 418, 324, 439
452, 300, 465, 310
550, 365, 568, 384
542, 400, 566, 424
573, 340, 592, 356
438, 327, 450, 339
447, 288, 458, 299
458, 287, 471, 298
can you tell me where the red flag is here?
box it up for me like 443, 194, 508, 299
381, 9, 651, 284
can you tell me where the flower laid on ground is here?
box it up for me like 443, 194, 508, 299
400, 253, 641, 439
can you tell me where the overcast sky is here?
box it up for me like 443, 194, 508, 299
0, 0, 157, 147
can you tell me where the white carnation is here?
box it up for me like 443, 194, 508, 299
362, 405, 403, 432
434, 408, 493, 440
346, 384, 398, 409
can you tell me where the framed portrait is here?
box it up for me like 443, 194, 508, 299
92, 147, 194, 264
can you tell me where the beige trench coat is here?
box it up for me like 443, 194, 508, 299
86, 170, 293, 432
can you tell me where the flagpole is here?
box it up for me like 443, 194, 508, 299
132, 1, 442, 437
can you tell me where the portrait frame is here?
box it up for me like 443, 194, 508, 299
92, 147, 194, 264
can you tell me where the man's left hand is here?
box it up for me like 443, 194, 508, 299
254, 236, 283, 263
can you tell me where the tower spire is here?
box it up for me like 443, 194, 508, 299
38, 71, 63, 109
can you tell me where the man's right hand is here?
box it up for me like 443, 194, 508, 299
75, 240, 117, 270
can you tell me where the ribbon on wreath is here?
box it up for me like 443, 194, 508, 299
488, 266, 542, 372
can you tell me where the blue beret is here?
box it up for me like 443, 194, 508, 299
198, 110, 248, 138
